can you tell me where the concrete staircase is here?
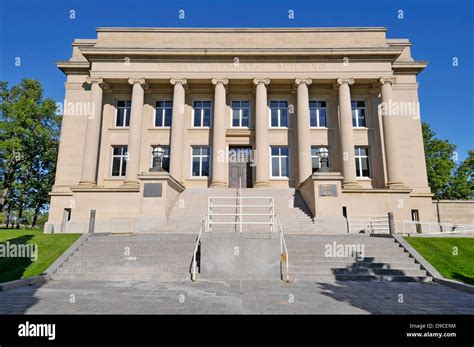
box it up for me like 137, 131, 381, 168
285, 234, 431, 282
163, 188, 321, 233
51, 233, 197, 281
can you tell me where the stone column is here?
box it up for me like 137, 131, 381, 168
79, 77, 107, 187
169, 78, 187, 183
123, 78, 147, 187
336, 77, 360, 188
210, 78, 229, 187
380, 77, 404, 188
295, 78, 313, 184
253, 78, 271, 188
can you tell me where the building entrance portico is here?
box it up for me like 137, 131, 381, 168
228, 146, 253, 188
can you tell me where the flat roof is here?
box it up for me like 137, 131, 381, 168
96, 27, 388, 33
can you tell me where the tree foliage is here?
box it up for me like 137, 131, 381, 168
0, 79, 60, 227
422, 122, 473, 200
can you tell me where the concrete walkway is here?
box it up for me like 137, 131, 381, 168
0, 280, 472, 314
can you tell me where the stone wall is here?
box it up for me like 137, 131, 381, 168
432, 200, 474, 225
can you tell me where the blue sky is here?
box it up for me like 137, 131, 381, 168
0, 0, 472, 160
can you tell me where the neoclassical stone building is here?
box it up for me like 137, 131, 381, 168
46, 27, 434, 233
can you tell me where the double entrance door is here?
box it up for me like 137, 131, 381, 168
229, 147, 252, 188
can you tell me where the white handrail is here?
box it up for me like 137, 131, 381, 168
191, 214, 207, 281
276, 215, 290, 282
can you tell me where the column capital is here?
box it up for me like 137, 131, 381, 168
85, 77, 109, 89
295, 78, 312, 86
170, 78, 187, 86
379, 76, 397, 86
253, 78, 271, 86
211, 78, 229, 85
128, 78, 148, 89
336, 77, 355, 86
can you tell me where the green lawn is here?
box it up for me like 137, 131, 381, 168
0, 229, 80, 283
404, 237, 474, 285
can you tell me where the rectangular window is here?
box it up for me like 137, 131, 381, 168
270, 146, 289, 178
191, 146, 210, 177
155, 101, 173, 127
311, 146, 330, 172
151, 145, 170, 172
355, 147, 370, 177
111, 145, 128, 177
270, 100, 288, 128
193, 101, 212, 127
116, 101, 131, 127
231, 100, 250, 127
352, 101, 366, 128
309, 101, 327, 127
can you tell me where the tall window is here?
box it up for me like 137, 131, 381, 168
309, 101, 327, 127
311, 146, 329, 172
151, 145, 170, 172
116, 101, 131, 127
231, 100, 250, 127
193, 101, 212, 127
355, 147, 370, 177
271, 146, 289, 178
352, 101, 366, 128
191, 146, 210, 177
155, 101, 173, 127
270, 100, 288, 128
111, 145, 128, 177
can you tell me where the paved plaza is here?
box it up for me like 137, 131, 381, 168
0, 280, 472, 314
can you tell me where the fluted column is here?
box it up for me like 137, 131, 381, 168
295, 78, 313, 184
169, 78, 187, 182
123, 78, 147, 187
253, 78, 271, 188
336, 77, 360, 188
210, 78, 228, 187
380, 77, 404, 188
79, 77, 107, 187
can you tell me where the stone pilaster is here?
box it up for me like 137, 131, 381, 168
169, 78, 187, 183
253, 78, 271, 188
295, 78, 313, 184
78, 77, 108, 187
379, 77, 404, 188
210, 78, 229, 187
336, 77, 360, 189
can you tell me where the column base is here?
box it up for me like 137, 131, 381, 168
387, 182, 406, 189
77, 180, 97, 188
254, 181, 271, 188
121, 180, 140, 189
342, 182, 361, 189
210, 181, 227, 188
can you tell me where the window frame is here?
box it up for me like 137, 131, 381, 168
270, 146, 290, 178
351, 100, 367, 128
354, 146, 371, 178
110, 145, 128, 177
269, 100, 289, 128
191, 146, 211, 177
154, 100, 173, 128
230, 100, 251, 128
115, 101, 131, 128
309, 100, 328, 128
192, 100, 213, 128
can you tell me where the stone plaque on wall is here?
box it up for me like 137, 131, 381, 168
143, 183, 162, 197
319, 184, 337, 197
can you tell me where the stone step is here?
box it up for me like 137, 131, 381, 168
289, 274, 432, 282
288, 255, 413, 263
68, 255, 192, 261
58, 260, 191, 267
56, 265, 190, 274
289, 261, 420, 269
51, 272, 191, 281
289, 267, 427, 276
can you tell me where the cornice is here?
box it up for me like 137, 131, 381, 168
96, 27, 388, 33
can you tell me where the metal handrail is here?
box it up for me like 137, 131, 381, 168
276, 215, 290, 282
191, 214, 207, 281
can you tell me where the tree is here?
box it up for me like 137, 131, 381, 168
422, 122, 473, 200
0, 79, 60, 227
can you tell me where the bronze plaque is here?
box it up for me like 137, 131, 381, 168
319, 184, 337, 197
